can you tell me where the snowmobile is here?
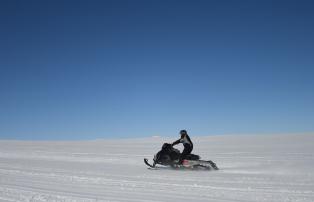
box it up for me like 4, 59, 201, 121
144, 143, 218, 170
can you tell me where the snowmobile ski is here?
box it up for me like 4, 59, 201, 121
144, 158, 155, 168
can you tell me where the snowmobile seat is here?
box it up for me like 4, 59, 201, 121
185, 154, 200, 160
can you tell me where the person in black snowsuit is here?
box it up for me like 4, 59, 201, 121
172, 130, 193, 164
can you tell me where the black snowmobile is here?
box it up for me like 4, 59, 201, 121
144, 143, 218, 170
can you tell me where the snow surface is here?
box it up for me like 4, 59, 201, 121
0, 134, 314, 202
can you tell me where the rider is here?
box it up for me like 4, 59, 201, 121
172, 130, 193, 164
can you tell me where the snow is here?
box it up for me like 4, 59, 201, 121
0, 134, 314, 202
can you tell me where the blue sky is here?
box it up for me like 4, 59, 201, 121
0, 0, 314, 140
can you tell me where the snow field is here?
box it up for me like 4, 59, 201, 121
0, 134, 313, 202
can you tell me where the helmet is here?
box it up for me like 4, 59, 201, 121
179, 130, 187, 135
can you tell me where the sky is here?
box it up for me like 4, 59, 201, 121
0, 0, 314, 140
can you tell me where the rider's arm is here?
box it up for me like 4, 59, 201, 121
172, 134, 185, 146
172, 139, 181, 146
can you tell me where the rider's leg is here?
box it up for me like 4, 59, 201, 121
178, 145, 192, 164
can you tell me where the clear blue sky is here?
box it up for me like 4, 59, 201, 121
0, 0, 314, 140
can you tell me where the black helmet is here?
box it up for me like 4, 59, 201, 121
180, 130, 187, 135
